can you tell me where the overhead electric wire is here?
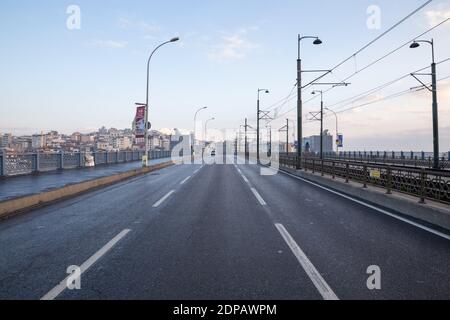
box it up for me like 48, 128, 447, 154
241, 0, 439, 128
302, 0, 434, 89
267, 18, 450, 124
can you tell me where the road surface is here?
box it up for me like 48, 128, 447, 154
0, 160, 449, 300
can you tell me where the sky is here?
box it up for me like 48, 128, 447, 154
0, 0, 449, 151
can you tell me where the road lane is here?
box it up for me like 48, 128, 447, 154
0, 163, 201, 299
57, 164, 322, 300
238, 163, 450, 299
1, 160, 449, 300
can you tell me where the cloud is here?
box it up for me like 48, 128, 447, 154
89, 40, 128, 49
425, 10, 450, 26
208, 28, 259, 61
118, 18, 161, 34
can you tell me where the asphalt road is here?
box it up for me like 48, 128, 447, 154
0, 159, 449, 300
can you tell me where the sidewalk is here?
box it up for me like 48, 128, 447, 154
0, 158, 172, 202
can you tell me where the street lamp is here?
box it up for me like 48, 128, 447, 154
204, 117, 215, 142
193, 107, 207, 158
297, 35, 322, 169
410, 38, 440, 169
324, 108, 339, 155
143, 37, 179, 166
257, 88, 270, 164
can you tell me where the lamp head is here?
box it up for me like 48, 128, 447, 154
410, 42, 420, 49
313, 38, 323, 45
170, 37, 180, 42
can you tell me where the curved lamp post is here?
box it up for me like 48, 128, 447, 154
192, 107, 207, 157
143, 37, 179, 166
204, 117, 215, 143
324, 108, 339, 155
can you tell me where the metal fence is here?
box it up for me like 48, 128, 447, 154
279, 154, 450, 205
0, 150, 171, 177
320, 151, 450, 170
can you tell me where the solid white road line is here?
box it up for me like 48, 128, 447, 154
275, 223, 339, 300
180, 176, 191, 185
152, 190, 176, 208
278, 169, 450, 241
251, 188, 267, 206
41, 229, 131, 300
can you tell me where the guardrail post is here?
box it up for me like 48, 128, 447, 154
421, 151, 425, 160
448, 151, 450, 161
321, 159, 324, 176
332, 161, 335, 179
410, 151, 414, 160
116, 151, 119, 163
419, 168, 426, 204
386, 167, 392, 195
312, 159, 315, 174
345, 163, 349, 183
59, 151, 64, 169
36, 151, 40, 173
1, 150, 6, 176
363, 165, 368, 188
78, 152, 83, 168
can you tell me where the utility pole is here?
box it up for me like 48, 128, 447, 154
257, 89, 269, 165
432, 58, 439, 169
320, 98, 324, 159
410, 39, 440, 169
297, 45, 302, 168
245, 118, 248, 163
257, 98, 260, 164
297, 35, 322, 169
286, 119, 289, 153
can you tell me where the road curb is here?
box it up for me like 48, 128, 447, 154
0, 160, 176, 220
278, 166, 450, 232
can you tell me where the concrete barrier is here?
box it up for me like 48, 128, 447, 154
279, 166, 450, 231
0, 160, 175, 220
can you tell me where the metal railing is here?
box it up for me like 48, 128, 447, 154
278, 154, 450, 205
320, 151, 450, 170
0, 150, 171, 177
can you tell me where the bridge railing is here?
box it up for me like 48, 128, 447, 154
278, 154, 450, 205
0, 150, 171, 178
320, 151, 450, 170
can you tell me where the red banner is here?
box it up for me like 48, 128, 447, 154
134, 106, 146, 138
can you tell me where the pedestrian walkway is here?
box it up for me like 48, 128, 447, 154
0, 158, 173, 202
